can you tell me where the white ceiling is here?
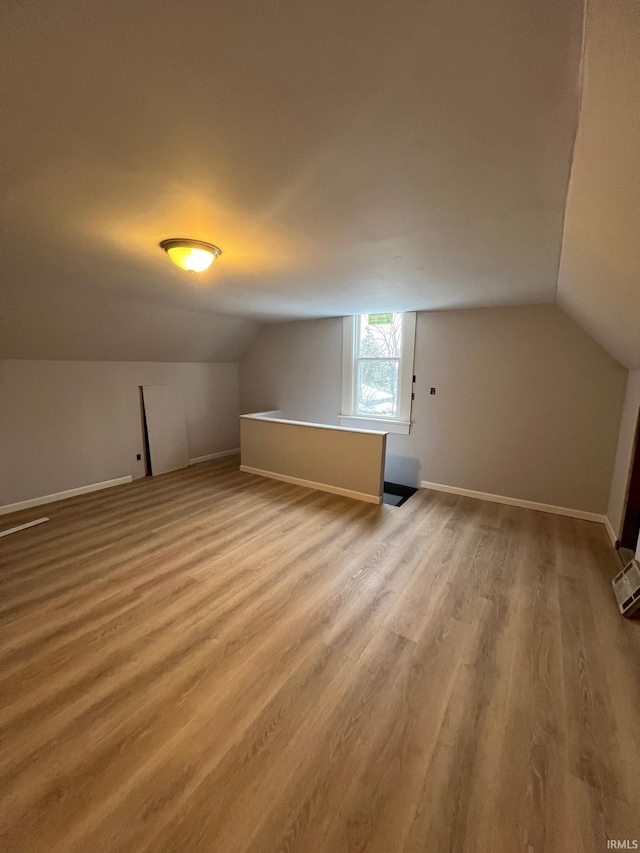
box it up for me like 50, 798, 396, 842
557, 0, 640, 370
0, 0, 584, 327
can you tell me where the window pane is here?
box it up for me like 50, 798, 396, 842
358, 313, 402, 358
357, 360, 399, 417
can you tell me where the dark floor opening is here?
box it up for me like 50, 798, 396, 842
382, 481, 418, 507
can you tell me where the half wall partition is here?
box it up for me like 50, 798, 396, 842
239, 412, 387, 504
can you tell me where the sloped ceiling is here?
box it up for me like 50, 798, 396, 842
0, 283, 259, 362
0, 0, 584, 334
557, 0, 640, 370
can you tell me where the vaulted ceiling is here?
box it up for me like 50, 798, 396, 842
0, 0, 637, 365
557, 0, 640, 369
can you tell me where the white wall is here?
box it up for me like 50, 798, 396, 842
0, 360, 240, 508
240, 305, 627, 514
240, 318, 343, 426
606, 369, 640, 545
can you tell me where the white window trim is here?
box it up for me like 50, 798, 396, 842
340, 312, 416, 435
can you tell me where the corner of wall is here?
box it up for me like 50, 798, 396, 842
606, 369, 640, 538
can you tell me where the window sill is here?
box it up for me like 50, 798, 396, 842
338, 416, 411, 435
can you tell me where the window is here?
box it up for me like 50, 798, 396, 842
340, 312, 416, 435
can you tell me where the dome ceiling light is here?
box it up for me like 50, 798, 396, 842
160, 238, 222, 273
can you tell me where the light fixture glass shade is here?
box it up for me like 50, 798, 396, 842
160, 239, 222, 273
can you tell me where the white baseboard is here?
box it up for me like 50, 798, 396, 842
603, 516, 618, 548
0, 518, 49, 536
0, 517, 49, 538
419, 480, 607, 525
240, 465, 382, 504
0, 476, 133, 517
190, 448, 240, 465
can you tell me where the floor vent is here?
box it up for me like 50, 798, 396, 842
612, 559, 640, 618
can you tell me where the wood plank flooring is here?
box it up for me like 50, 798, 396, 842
1, 457, 639, 852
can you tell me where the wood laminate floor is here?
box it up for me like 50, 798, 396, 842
1, 457, 639, 852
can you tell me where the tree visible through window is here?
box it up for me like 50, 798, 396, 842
355, 313, 403, 417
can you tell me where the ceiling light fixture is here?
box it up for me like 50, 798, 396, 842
160, 238, 222, 273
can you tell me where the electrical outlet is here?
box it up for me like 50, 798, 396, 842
136, 453, 142, 461
430, 387, 436, 395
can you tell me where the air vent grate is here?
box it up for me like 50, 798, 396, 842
612, 560, 640, 618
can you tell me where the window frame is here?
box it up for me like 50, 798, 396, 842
339, 312, 416, 435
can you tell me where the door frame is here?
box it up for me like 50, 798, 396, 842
139, 387, 153, 476
620, 406, 640, 553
